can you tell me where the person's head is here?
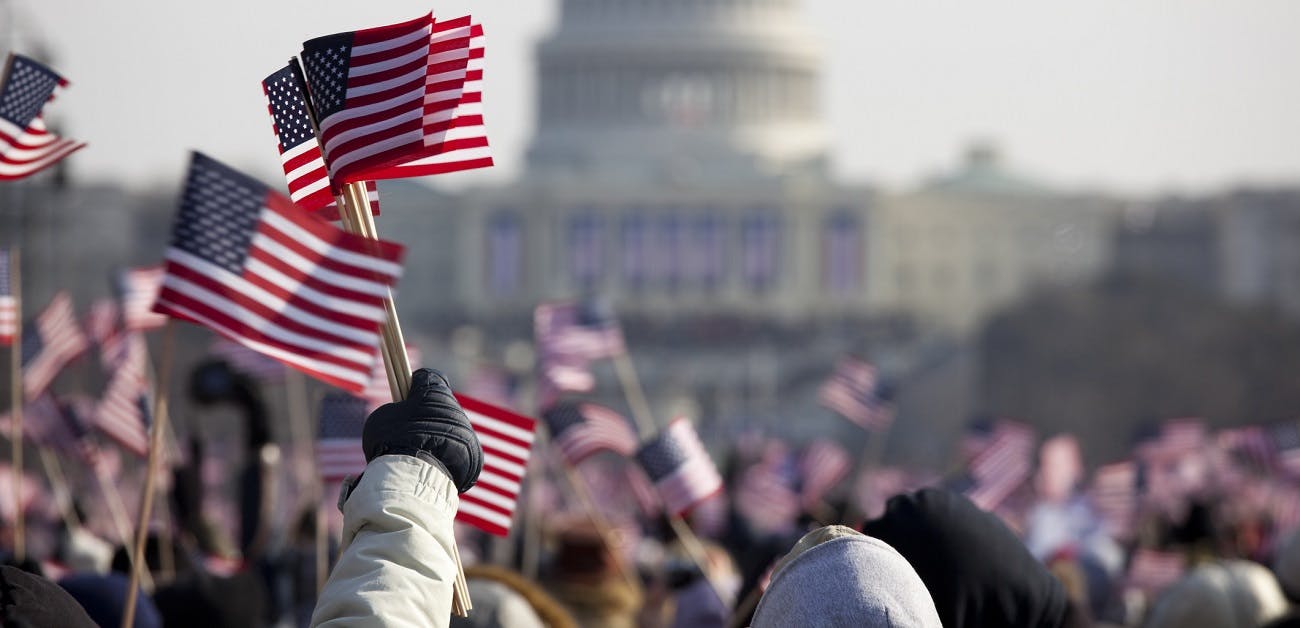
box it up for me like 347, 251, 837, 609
0, 566, 96, 627
751, 525, 941, 627
1144, 560, 1287, 628
863, 488, 1079, 628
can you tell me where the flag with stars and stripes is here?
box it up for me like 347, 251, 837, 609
151, 152, 405, 394
94, 332, 152, 457
963, 420, 1036, 512
378, 17, 492, 178
261, 63, 379, 220
119, 265, 169, 331
799, 439, 852, 509
635, 418, 723, 516
455, 393, 537, 536
1090, 461, 1138, 538
0, 395, 107, 474
818, 356, 894, 431
21, 292, 88, 399
299, 13, 485, 185
0, 249, 15, 346
209, 337, 286, 381
535, 300, 626, 364
1125, 549, 1185, 595
735, 445, 802, 535
84, 298, 119, 365
316, 392, 369, 482
1271, 423, 1300, 478
0, 54, 85, 180
542, 401, 638, 466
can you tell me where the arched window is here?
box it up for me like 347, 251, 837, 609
823, 211, 862, 296
742, 210, 781, 292
486, 211, 521, 297
568, 211, 604, 289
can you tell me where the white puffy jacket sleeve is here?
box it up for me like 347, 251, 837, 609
310, 454, 459, 628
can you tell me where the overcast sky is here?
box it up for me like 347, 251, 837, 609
9, 0, 1300, 195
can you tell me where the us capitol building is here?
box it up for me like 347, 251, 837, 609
386, 0, 1116, 340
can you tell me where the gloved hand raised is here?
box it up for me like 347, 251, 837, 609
362, 368, 483, 493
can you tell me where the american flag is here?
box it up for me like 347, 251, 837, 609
93, 332, 151, 457
963, 420, 1036, 511
316, 392, 369, 482
1156, 418, 1206, 461
209, 338, 286, 381
0, 54, 85, 181
735, 447, 801, 535
1218, 425, 1274, 471
0, 395, 105, 473
119, 266, 169, 331
535, 300, 626, 363
542, 401, 638, 466
21, 292, 88, 399
299, 14, 484, 185
1125, 549, 1185, 594
0, 249, 15, 345
455, 393, 537, 537
1271, 423, 1300, 477
818, 356, 894, 431
151, 152, 404, 394
799, 439, 852, 509
261, 63, 379, 220
1090, 461, 1138, 538
380, 18, 493, 178
634, 418, 723, 516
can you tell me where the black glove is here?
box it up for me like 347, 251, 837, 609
362, 368, 483, 493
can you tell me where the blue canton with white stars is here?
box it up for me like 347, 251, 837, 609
318, 392, 367, 439
543, 402, 586, 439
263, 65, 316, 151
300, 33, 353, 120
636, 431, 692, 482
170, 154, 267, 275
0, 250, 10, 296
20, 326, 42, 366
0, 55, 62, 129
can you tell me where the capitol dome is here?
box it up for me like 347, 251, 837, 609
527, 0, 829, 182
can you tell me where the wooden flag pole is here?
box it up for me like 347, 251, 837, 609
121, 322, 174, 628
36, 447, 80, 532
8, 248, 23, 562
289, 59, 468, 614
613, 353, 656, 438
610, 350, 728, 603
334, 183, 472, 615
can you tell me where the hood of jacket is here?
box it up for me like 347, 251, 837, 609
752, 526, 942, 628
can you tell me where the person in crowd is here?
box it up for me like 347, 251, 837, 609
750, 524, 942, 627
58, 571, 162, 628
449, 564, 576, 628
1143, 559, 1288, 628
0, 564, 98, 627
542, 518, 642, 628
863, 487, 1092, 628
310, 368, 484, 627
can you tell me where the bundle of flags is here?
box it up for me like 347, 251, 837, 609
150, 152, 405, 395
819, 355, 894, 431
0, 54, 85, 180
